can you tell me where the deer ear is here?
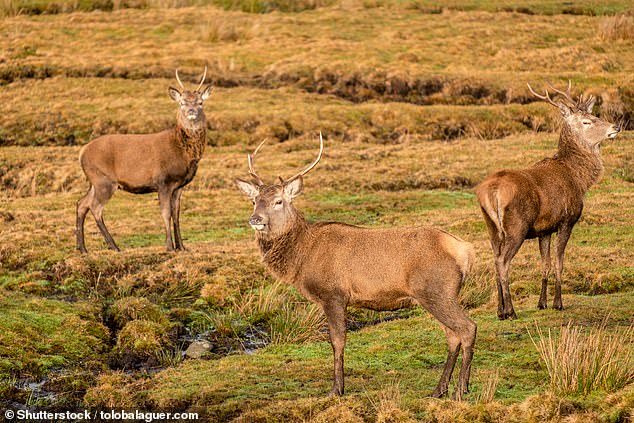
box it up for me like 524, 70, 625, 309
168, 87, 182, 102
557, 102, 572, 118
201, 85, 213, 102
235, 178, 259, 199
283, 176, 303, 199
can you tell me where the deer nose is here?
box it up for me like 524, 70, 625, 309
249, 215, 263, 226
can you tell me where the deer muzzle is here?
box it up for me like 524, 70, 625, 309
249, 215, 268, 231
186, 108, 199, 120
607, 124, 621, 139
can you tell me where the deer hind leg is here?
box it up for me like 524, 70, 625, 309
90, 181, 119, 251
553, 225, 573, 310
537, 235, 552, 309
171, 188, 185, 250
481, 212, 507, 319
158, 187, 176, 251
495, 233, 525, 320
76, 185, 94, 253
430, 324, 461, 398
420, 298, 477, 400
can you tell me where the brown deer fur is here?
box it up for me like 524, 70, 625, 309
236, 135, 477, 398
76, 68, 212, 253
476, 82, 621, 320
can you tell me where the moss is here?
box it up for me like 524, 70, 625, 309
0, 290, 109, 378
109, 297, 167, 329
112, 320, 174, 368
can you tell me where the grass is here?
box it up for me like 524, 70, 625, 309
530, 320, 634, 395
1, 0, 633, 419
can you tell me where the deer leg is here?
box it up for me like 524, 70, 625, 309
90, 182, 119, 251
496, 235, 524, 320
553, 226, 573, 310
430, 324, 461, 398
493, 259, 506, 319
76, 186, 94, 253
537, 235, 552, 309
421, 298, 477, 400
171, 188, 185, 250
483, 215, 506, 319
158, 187, 175, 251
323, 301, 347, 396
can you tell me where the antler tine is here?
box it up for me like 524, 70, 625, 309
527, 82, 560, 109
286, 132, 324, 182
175, 69, 186, 90
546, 79, 576, 107
196, 66, 208, 92
247, 138, 268, 185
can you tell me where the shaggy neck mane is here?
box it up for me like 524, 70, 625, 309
175, 115, 207, 162
257, 212, 310, 282
553, 124, 604, 193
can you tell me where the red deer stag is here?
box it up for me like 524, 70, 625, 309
76, 68, 212, 253
235, 134, 477, 398
476, 81, 621, 320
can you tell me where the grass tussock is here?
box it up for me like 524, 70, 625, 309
370, 382, 417, 423
529, 320, 634, 395
200, 15, 262, 42
599, 14, 634, 40
475, 370, 499, 404
233, 281, 327, 345
459, 267, 493, 309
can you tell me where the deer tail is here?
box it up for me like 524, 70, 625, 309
478, 188, 506, 252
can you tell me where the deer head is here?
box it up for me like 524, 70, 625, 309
235, 134, 324, 238
527, 80, 620, 150
169, 67, 213, 126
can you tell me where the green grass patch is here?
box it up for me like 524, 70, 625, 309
0, 290, 109, 378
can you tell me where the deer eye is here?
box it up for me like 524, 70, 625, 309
274, 199, 283, 207
582, 120, 592, 125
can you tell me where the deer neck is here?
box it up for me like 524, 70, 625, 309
555, 125, 604, 193
257, 214, 311, 283
175, 115, 207, 162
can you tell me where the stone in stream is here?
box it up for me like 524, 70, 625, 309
184, 340, 212, 359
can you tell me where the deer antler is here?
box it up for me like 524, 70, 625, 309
248, 138, 268, 185
285, 132, 324, 183
527, 82, 562, 109
175, 69, 186, 90
529, 80, 595, 112
546, 80, 576, 107
196, 66, 208, 92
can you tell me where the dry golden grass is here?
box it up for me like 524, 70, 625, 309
530, 320, 634, 395
1, 1, 634, 418
599, 14, 634, 40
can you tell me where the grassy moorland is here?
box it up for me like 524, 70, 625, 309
1, 1, 633, 421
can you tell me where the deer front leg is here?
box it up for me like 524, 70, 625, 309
158, 187, 175, 251
537, 235, 552, 309
171, 188, 185, 250
323, 301, 347, 396
553, 225, 573, 310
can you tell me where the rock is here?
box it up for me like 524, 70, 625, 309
185, 340, 212, 359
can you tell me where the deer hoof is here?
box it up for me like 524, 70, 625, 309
498, 310, 517, 320
429, 388, 447, 398
553, 303, 564, 311
328, 388, 343, 397
537, 302, 547, 310
451, 389, 467, 401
